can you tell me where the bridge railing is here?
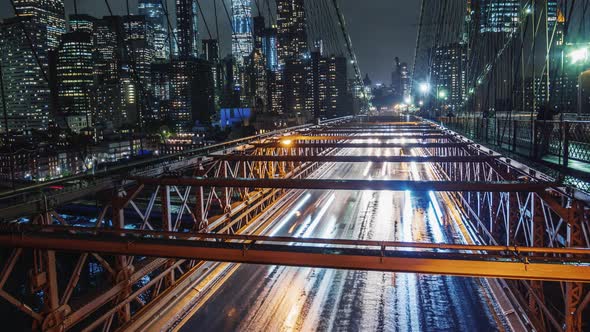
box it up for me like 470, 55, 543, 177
439, 116, 590, 169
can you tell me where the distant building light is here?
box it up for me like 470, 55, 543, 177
419, 83, 430, 93
569, 47, 589, 65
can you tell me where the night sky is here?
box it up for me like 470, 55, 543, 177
0, 0, 420, 84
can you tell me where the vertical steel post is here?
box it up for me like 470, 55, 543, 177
512, 120, 517, 151
529, 194, 546, 329
562, 121, 569, 167
39, 212, 62, 331
112, 193, 131, 325
564, 203, 585, 332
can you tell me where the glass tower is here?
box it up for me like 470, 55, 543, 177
56, 31, 94, 122
478, 0, 520, 33
277, 0, 308, 62
231, 0, 253, 63
13, 0, 66, 51
138, 0, 170, 61
176, 0, 199, 59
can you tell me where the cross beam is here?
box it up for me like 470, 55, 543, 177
131, 178, 555, 192
1, 230, 589, 282
214, 155, 494, 163
310, 127, 444, 134
275, 134, 451, 141
253, 142, 469, 148
338, 122, 434, 128
308, 129, 443, 134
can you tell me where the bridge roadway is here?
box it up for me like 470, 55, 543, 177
175, 145, 508, 330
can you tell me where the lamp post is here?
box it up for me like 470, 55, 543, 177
418, 83, 430, 115
569, 47, 590, 117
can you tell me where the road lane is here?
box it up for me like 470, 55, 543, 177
177, 145, 506, 331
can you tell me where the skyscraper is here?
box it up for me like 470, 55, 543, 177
311, 51, 348, 119
231, 0, 253, 63
93, 16, 127, 127
391, 57, 410, 101
150, 62, 172, 121
253, 16, 265, 50
13, 0, 66, 51
123, 15, 150, 41
283, 58, 311, 116
0, 17, 51, 132
169, 59, 215, 132
138, 0, 170, 61
176, 0, 199, 59
478, 0, 520, 33
432, 43, 467, 109
262, 27, 279, 72
202, 39, 219, 63
123, 15, 156, 108
56, 31, 94, 128
0, 0, 66, 133
277, 0, 308, 63
69, 14, 96, 34
202, 39, 222, 102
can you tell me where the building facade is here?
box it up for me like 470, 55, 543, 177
432, 43, 467, 109
277, 0, 308, 63
175, 0, 199, 59
0, 17, 52, 132
13, 0, 66, 51
478, 0, 520, 33
138, 0, 170, 61
56, 31, 94, 124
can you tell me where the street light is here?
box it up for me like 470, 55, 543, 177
419, 83, 430, 93
404, 96, 412, 104
569, 47, 589, 65
438, 90, 448, 99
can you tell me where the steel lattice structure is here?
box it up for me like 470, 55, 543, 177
0, 116, 589, 331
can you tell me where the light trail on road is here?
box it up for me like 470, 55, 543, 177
175, 143, 509, 331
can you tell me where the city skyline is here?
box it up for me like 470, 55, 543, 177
0, 0, 420, 84
1, 1, 590, 332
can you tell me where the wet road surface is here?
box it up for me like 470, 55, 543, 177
178, 145, 504, 331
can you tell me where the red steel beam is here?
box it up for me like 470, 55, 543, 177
252, 142, 469, 148
2, 231, 589, 282
335, 123, 434, 127
12, 225, 590, 256
308, 129, 442, 134
130, 178, 555, 192
276, 135, 451, 140
345, 121, 427, 125
214, 155, 494, 163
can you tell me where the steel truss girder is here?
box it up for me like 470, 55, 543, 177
307, 129, 443, 134
2, 229, 590, 283
253, 142, 470, 148
332, 123, 434, 128
274, 134, 452, 140
1, 117, 589, 331
132, 177, 555, 192
421, 121, 590, 332
214, 155, 495, 163
0, 139, 339, 331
